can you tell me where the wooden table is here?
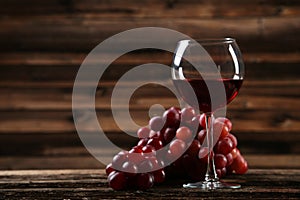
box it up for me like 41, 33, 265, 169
0, 169, 299, 199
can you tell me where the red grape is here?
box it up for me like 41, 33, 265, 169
137, 127, 150, 139
163, 128, 176, 144
163, 107, 180, 128
198, 147, 209, 162
227, 133, 238, 148
215, 137, 234, 155
147, 137, 163, 150
138, 159, 153, 172
197, 130, 206, 144
136, 173, 154, 190
149, 116, 164, 131
105, 163, 115, 176
149, 130, 158, 138
186, 139, 201, 158
137, 138, 148, 147
108, 171, 127, 190
147, 156, 161, 170
216, 167, 227, 178
152, 169, 166, 183
128, 146, 144, 164
129, 146, 142, 154
112, 153, 128, 169
213, 121, 229, 140
199, 113, 206, 128
181, 107, 195, 122
215, 117, 232, 131
226, 152, 234, 166
189, 115, 202, 133
156, 131, 165, 144
122, 161, 138, 175
142, 145, 155, 153
214, 154, 227, 169
169, 139, 186, 158
231, 155, 248, 174
176, 126, 193, 142
231, 148, 240, 159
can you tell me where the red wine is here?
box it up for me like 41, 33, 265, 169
173, 79, 243, 113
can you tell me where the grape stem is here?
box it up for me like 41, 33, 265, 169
204, 113, 218, 182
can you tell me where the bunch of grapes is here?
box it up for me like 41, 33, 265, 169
106, 107, 248, 190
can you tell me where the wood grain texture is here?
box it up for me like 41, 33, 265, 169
0, 16, 299, 52
0, 0, 300, 18
0, 0, 299, 170
0, 169, 299, 199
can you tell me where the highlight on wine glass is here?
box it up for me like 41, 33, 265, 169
172, 38, 245, 189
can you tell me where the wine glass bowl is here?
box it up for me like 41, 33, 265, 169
171, 38, 245, 189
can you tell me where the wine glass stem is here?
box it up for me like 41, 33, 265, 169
204, 113, 218, 182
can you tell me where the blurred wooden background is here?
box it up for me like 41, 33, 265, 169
0, 0, 299, 170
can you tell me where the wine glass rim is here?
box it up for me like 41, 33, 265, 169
179, 38, 236, 45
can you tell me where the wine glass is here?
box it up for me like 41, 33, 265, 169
171, 38, 245, 189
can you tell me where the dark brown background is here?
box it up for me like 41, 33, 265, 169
0, 0, 299, 170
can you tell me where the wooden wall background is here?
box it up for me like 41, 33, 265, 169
0, 0, 299, 170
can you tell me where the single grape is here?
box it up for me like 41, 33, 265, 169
105, 163, 115, 176
138, 159, 153, 173
172, 106, 182, 114
189, 115, 202, 133
213, 121, 229, 140
163, 107, 180, 128
186, 139, 201, 158
197, 130, 206, 144
163, 128, 176, 144
108, 171, 127, 190
152, 169, 166, 183
214, 154, 227, 169
199, 113, 206, 128
232, 155, 248, 174
122, 161, 138, 176
136, 173, 154, 190
216, 167, 227, 178
215, 117, 232, 131
231, 148, 240, 159
227, 133, 238, 148
181, 107, 195, 122
112, 153, 128, 170
198, 147, 209, 162
149, 116, 164, 131
147, 156, 161, 170
169, 139, 186, 159
215, 137, 234, 155
176, 126, 193, 142
128, 146, 144, 164
137, 127, 150, 139
226, 152, 234, 166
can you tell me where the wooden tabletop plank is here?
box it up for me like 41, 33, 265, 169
1, 155, 300, 170
0, 169, 299, 199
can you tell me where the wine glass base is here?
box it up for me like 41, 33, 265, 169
183, 180, 241, 190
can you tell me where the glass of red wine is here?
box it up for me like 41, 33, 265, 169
172, 38, 245, 189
